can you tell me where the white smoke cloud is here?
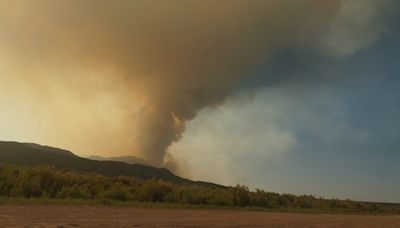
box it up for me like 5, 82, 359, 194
319, 0, 398, 56
169, 89, 297, 183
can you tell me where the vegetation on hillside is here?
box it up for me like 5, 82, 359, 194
0, 141, 220, 188
0, 163, 396, 213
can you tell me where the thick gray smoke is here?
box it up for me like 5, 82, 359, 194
0, 0, 395, 167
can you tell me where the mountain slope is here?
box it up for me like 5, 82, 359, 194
0, 141, 222, 188
88, 155, 149, 166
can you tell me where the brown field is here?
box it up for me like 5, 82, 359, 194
0, 205, 400, 228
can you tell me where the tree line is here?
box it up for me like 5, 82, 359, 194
0, 163, 391, 213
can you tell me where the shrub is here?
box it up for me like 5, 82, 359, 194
0, 164, 392, 213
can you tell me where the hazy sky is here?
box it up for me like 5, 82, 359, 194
171, 27, 400, 203
0, 0, 399, 202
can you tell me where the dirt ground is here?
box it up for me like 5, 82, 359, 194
0, 205, 400, 228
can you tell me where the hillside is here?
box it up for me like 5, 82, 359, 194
0, 141, 222, 188
87, 155, 149, 166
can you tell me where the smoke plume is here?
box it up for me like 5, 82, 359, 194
0, 0, 394, 167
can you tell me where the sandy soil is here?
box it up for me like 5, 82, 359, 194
0, 205, 399, 228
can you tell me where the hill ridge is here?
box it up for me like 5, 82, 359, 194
0, 141, 223, 188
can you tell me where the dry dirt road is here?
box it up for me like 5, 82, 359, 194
0, 205, 400, 227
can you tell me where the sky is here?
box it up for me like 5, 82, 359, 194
0, 0, 399, 203
171, 26, 400, 203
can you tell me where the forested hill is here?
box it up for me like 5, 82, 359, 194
0, 141, 222, 188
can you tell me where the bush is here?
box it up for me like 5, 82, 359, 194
0, 163, 390, 213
